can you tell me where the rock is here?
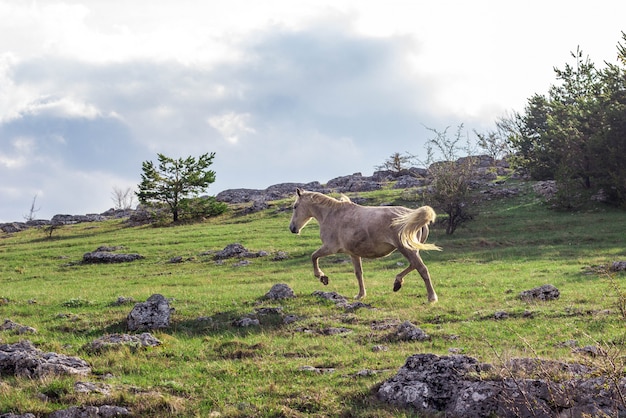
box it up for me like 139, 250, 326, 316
378, 353, 626, 417
265, 283, 296, 300
74, 381, 112, 395
213, 243, 267, 260
47, 405, 130, 418
519, 284, 560, 301
254, 307, 283, 316
111, 296, 136, 306
533, 180, 558, 200
82, 248, 144, 264
611, 261, 626, 271
312, 290, 348, 306
233, 317, 260, 327
494, 311, 508, 320
387, 321, 429, 342
84, 333, 162, 353
272, 251, 289, 261
51, 214, 107, 225
0, 340, 90, 378
127, 294, 173, 331
0, 319, 37, 334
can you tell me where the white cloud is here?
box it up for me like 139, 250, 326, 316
208, 112, 256, 144
1, 0, 626, 222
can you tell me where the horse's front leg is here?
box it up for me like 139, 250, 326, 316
350, 255, 366, 299
311, 246, 334, 285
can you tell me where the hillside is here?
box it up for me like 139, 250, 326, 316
0, 180, 625, 417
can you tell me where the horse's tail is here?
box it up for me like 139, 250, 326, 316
391, 206, 442, 251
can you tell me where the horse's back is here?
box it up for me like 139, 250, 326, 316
320, 204, 408, 257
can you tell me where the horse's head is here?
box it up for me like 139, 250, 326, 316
289, 188, 313, 234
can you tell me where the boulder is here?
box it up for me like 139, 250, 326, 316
265, 283, 296, 300
127, 294, 173, 331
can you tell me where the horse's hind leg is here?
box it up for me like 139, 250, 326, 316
311, 246, 334, 285
350, 255, 366, 299
395, 248, 438, 303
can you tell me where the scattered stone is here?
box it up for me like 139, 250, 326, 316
298, 365, 335, 374
283, 315, 299, 324
533, 180, 557, 200
574, 345, 604, 357
84, 333, 161, 353
1, 319, 37, 334
0, 413, 36, 418
494, 311, 508, 320
112, 296, 136, 306
611, 261, 626, 271
519, 284, 560, 301
272, 251, 289, 261
233, 318, 260, 327
126, 294, 173, 331
265, 283, 296, 300
254, 307, 283, 316
344, 301, 373, 312
82, 250, 144, 264
233, 260, 251, 267
313, 290, 348, 306
0, 340, 90, 378
168, 256, 184, 263
387, 321, 429, 342
320, 327, 352, 336
213, 243, 267, 260
372, 345, 388, 352
74, 381, 112, 395
47, 405, 130, 418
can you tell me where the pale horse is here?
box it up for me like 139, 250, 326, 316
289, 188, 441, 302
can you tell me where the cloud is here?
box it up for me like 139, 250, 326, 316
0, 8, 514, 222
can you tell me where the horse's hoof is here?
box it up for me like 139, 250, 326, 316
320, 276, 329, 285
393, 282, 402, 292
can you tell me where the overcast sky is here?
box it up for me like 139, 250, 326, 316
1, 0, 625, 222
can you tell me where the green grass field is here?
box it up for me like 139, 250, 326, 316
1, 180, 625, 417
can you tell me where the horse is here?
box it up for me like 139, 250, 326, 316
289, 188, 441, 302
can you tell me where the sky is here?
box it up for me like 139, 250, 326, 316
1, 0, 625, 222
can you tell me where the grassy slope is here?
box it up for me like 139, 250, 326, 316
0, 180, 625, 417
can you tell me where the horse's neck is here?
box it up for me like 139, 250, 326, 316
309, 200, 347, 224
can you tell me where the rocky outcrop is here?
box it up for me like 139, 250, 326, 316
377, 353, 626, 417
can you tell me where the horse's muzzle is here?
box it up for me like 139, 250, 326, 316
289, 224, 299, 234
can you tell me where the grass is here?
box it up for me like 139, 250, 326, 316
1, 180, 625, 416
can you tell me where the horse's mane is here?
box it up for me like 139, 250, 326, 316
304, 191, 352, 208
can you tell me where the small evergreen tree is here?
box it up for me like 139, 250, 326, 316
137, 153, 224, 222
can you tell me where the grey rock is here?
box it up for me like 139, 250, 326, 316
519, 284, 560, 301
84, 333, 161, 353
126, 294, 173, 331
265, 283, 296, 300
0, 340, 90, 378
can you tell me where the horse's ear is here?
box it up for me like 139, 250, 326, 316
296, 188, 303, 196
